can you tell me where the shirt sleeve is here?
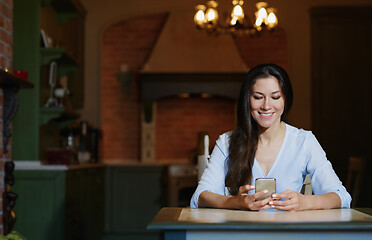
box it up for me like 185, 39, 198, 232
305, 132, 352, 208
190, 133, 229, 208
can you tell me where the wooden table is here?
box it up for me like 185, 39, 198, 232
148, 207, 372, 240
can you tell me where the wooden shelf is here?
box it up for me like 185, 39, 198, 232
0, 69, 34, 89
39, 107, 64, 126
40, 47, 65, 66
40, 107, 80, 128
42, 0, 86, 24
40, 48, 78, 77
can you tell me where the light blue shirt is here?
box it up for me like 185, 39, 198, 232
190, 123, 351, 208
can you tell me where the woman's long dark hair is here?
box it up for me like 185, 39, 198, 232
225, 64, 293, 195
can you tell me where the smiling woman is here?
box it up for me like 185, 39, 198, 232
190, 63, 351, 211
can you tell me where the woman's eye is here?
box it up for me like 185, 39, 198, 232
253, 96, 262, 100
272, 96, 281, 100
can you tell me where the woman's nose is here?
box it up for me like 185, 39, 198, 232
261, 99, 271, 110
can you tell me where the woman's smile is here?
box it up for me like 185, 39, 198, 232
259, 112, 274, 118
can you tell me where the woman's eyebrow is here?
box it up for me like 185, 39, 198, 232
252, 90, 281, 95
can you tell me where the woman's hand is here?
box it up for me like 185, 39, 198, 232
269, 190, 307, 211
269, 191, 341, 211
237, 185, 272, 210
199, 185, 279, 210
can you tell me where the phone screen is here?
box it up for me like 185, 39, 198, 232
255, 178, 276, 201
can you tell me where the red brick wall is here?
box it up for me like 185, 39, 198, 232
0, 0, 13, 235
101, 13, 168, 161
234, 27, 288, 70
0, 0, 13, 69
156, 96, 235, 163
101, 13, 287, 163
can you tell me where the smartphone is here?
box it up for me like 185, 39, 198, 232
255, 178, 276, 201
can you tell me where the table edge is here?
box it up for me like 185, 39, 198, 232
147, 208, 372, 231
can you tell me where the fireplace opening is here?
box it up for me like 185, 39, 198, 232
140, 72, 243, 164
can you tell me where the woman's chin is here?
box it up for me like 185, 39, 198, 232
257, 119, 281, 130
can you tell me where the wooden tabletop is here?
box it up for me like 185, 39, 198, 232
148, 207, 372, 231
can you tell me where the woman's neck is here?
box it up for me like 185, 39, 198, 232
258, 121, 286, 145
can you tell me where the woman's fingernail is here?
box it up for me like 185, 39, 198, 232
269, 201, 273, 205
264, 190, 268, 193
271, 205, 275, 208
272, 194, 277, 198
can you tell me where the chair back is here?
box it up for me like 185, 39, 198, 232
301, 174, 312, 195
346, 156, 366, 208
197, 134, 210, 181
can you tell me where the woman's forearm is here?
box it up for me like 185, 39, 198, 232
305, 192, 341, 210
198, 191, 239, 209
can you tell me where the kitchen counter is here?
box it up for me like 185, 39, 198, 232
14, 160, 104, 171
14, 160, 196, 170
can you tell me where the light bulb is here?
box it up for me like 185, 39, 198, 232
206, 7, 218, 24
231, 17, 237, 25
194, 10, 205, 25
267, 12, 277, 23
194, 5, 206, 26
258, 7, 267, 19
266, 8, 278, 28
205, 0, 218, 24
255, 17, 263, 27
232, 5, 244, 17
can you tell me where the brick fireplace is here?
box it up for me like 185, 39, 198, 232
139, 72, 244, 163
101, 12, 288, 164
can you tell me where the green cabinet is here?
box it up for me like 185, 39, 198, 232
103, 166, 165, 240
12, 166, 104, 240
12, 165, 166, 240
12, 0, 85, 161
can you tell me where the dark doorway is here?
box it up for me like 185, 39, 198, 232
311, 7, 372, 207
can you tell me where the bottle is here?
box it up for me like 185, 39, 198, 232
63, 128, 78, 165
90, 128, 101, 163
78, 121, 91, 163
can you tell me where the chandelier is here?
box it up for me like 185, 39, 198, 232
193, 1, 278, 36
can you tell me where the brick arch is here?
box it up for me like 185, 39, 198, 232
101, 13, 168, 162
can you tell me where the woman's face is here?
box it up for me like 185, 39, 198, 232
250, 76, 285, 129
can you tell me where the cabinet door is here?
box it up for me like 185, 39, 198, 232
311, 7, 372, 207
79, 168, 105, 240
65, 170, 83, 240
104, 166, 165, 237
13, 171, 66, 240
66, 168, 104, 240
